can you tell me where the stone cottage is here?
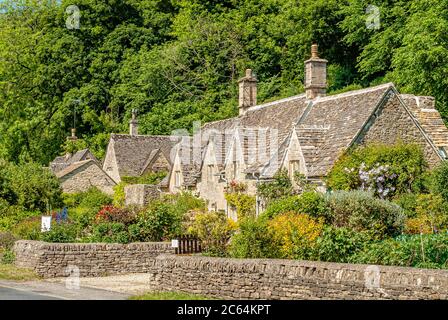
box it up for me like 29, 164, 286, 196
102, 44, 448, 216
56, 159, 116, 195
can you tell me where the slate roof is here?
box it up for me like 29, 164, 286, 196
201, 83, 398, 178
110, 134, 180, 178
50, 149, 98, 173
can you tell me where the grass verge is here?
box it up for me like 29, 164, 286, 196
0, 264, 40, 281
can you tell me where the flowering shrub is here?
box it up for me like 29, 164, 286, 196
188, 211, 237, 256
95, 205, 137, 225
357, 163, 398, 199
268, 212, 324, 259
225, 180, 247, 193
224, 193, 256, 220
327, 143, 428, 197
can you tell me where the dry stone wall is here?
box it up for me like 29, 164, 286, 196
13, 240, 172, 278
148, 255, 448, 300
13, 241, 448, 299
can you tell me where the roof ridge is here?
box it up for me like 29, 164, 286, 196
313, 83, 394, 103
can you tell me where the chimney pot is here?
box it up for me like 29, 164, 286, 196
238, 69, 257, 115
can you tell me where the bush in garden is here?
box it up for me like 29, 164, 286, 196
224, 193, 256, 220
90, 222, 129, 244
404, 194, 448, 234
41, 222, 78, 243
350, 234, 448, 269
95, 205, 138, 226
130, 201, 182, 242
0, 231, 17, 250
268, 212, 324, 260
311, 226, 372, 263
393, 193, 419, 218
188, 211, 237, 257
257, 169, 293, 205
64, 188, 113, 228
326, 191, 405, 239
162, 192, 206, 216
326, 143, 428, 198
431, 160, 448, 203
229, 216, 279, 259
12, 217, 42, 240
263, 191, 329, 221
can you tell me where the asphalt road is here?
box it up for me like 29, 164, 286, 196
0, 286, 62, 300
0, 280, 128, 300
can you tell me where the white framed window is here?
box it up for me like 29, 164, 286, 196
174, 171, 181, 187
289, 160, 300, 179
207, 165, 214, 182
232, 161, 238, 180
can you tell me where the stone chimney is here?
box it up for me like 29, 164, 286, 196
129, 109, 138, 136
238, 69, 257, 115
67, 128, 77, 141
304, 44, 327, 99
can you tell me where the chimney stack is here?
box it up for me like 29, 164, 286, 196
305, 44, 327, 99
130, 109, 138, 136
67, 128, 77, 141
238, 69, 257, 115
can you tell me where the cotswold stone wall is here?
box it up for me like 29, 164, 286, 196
148, 255, 448, 300
13, 241, 448, 299
124, 184, 161, 207
13, 240, 172, 278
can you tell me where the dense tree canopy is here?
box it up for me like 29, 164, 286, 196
1, 0, 448, 164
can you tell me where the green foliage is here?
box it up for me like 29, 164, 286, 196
64, 187, 113, 228
188, 211, 237, 257
224, 193, 256, 220
89, 222, 129, 244
350, 234, 448, 269
311, 226, 372, 263
262, 191, 328, 221
257, 169, 293, 204
229, 216, 278, 259
0, 232, 17, 250
41, 223, 78, 243
326, 143, 428, 197
431, 160, 448, 203
12, 217, 42, 240
1, 250, 15, 265
326, 191, 405, 239
130, 201, 182, 242
0, 159, 63, 211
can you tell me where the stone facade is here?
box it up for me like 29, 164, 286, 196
124, 184, 161, 207
360, 92, 442, 168
149, 255, 448, 300
57, 160, 116, 195
13, 240, 172, 278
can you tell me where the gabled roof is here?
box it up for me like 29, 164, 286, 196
56, 159, 94, 179
202, 94, 310, 174
50, 149, 98, 173
109, 134, 180, 178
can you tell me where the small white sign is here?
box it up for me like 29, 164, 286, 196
41, 216, 52, 232
171, 239, 179, 248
